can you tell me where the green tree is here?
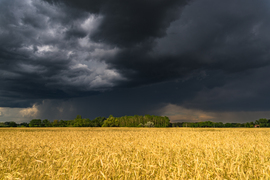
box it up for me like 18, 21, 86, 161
102, 115, 120, 127
59, 120, 67, 127
19, 122, 29, 127
215, 122, 224, 127
52, 120, 60, 127
0, 122, 8, 127
9, 121, 17, 127
225, 123, 232, 127
29, 119, 42, 127
163, 116, 170, 127
92, 117, 106, 127
42, 119, 51, 127
255, 118, 268, 127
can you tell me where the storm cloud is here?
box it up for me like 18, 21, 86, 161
1, 0, 270, 122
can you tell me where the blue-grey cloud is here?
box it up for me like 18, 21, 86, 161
1, 0, 270, 122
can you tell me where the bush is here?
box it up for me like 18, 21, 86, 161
138, 123, 144, 127
144, 121, 154, 127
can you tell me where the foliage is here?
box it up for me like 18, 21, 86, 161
138, 123, 144, 127
3, 116, 270, 128
102, 115, 170, 127
91, 117, 106, 127
20, 122, 29, 127
0, 122, 8, 127
42, 119, 51, 127
9, 121, 17, 127
171, 119, 270, 128
29, 119, 42, 127
25, 115, 107, 127
144, 121, 154, 127
102, 115, 120, 127
255, 118, 269, 127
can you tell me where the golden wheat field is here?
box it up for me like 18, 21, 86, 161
0, 128, 270, 179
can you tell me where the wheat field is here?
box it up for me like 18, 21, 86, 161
0, 128, 270, 179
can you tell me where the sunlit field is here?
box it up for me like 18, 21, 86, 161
1, 128, 270, 179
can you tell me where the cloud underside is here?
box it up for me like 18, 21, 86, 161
1, 0, 270, 121
158, 104, 270, 123
1, 102, 270, 123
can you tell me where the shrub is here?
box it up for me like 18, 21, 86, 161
138, 123, 144, 127
144, 121, 154, 127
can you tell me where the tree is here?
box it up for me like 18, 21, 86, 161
215, 122, 224, 127
92, 117, 106, 127
249, 122, 254, 128
19, 122, 29, 127
198, 122, 205, 127
42, 119, 51, 127
102, 115, 119, 127
52, 120, 60, 127
0, 122, 7, 127
225, 123, 232, 127
59, 120, 67, 127
163, 116, 170, 127
73, 115, 90, 127
9, 121, 17, 127
29, 119, 42, 127
255, 118, 268, 127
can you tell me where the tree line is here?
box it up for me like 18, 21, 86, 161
0, 116, 269, 128
0, 115, 170, 127
172, 118, 270, 127
102, 115, 170, 127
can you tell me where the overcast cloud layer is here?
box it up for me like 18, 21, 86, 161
1, 0, 270, 122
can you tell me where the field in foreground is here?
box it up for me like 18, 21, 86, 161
0, 128, 270, 179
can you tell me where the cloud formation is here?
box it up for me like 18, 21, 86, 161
0, 0, 125, 107
157, 104, 270, 123
1, 0, 270, 122
19, 104, 39, 118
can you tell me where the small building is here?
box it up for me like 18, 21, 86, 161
254, 125, 260, 128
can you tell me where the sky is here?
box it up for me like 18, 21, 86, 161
1, 0, 270, 123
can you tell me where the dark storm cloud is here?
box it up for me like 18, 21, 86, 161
45, 0, 270, 91
44, 0, 188, 47
43, 0, 194, 86
109, 0, 270, 87
1, 0, 270, 121
0, 0, 122, 107
152, 0, 270, 112
104, 0, 270, 113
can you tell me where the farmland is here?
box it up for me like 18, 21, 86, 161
0, 128, 270, 179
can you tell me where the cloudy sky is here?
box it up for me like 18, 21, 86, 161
1, 0, 270, 123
